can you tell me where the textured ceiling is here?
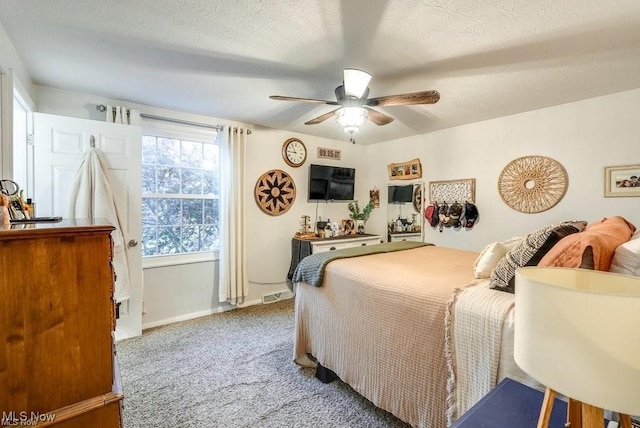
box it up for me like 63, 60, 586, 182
1, 0, 640, 144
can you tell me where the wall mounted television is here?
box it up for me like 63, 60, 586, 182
388, 184, 414, 203
308, 164, 356, 201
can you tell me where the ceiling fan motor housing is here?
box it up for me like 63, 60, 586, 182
335, 85, 369, 107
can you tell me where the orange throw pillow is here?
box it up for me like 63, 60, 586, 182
538, 216, 636, 271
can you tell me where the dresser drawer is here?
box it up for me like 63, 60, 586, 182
389, 233, 422, 242
310, 236, 381, 253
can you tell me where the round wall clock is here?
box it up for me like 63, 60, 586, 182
282, 138, 307, 167
254, 169, 296, 216
498, 155, 568, 213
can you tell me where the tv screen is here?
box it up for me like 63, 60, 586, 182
388, 185, 414, 203
308, 164, 355, 201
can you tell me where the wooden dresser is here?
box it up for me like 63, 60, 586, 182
0, 219, 122, 427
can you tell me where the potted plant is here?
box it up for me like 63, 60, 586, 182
348, 200, 374, 234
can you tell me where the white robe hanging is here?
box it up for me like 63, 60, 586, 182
68, 148, 131, 302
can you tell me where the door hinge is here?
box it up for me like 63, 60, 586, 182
27, 133, 34, 146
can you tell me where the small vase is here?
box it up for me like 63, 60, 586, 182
356, 220, 365, 234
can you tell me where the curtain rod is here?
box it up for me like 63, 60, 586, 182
95, 104, 251, 134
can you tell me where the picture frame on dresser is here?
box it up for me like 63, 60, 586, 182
604, 164, 640, 197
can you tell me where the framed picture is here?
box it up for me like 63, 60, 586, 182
604, 164, 640, 197
341, 219, 356, 235
369, 187, 380, 208
388, 158, 422, 180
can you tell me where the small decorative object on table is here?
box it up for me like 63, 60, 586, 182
348, 200, 374, 234
0, 194, 10, 225
342, 219, 356, 235
299, 215, 312, 234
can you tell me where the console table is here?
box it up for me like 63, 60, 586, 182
287, 234, 382, 285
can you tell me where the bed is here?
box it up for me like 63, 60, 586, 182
292, 217, 639, 428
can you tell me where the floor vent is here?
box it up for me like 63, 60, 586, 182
262, 291, 294, 304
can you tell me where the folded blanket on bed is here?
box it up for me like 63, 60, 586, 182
444, 279, 514, 425
292, 241, 430, 287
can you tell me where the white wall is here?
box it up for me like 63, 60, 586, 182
24, 84, 640, 326
0, 22, 35, 180
365, 88, 640, 252
34, 85, 373, 328
244, 126, 371, 291
0, 21, 33, 96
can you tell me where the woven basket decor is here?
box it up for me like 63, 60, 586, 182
498, 155, 568, 213
254, 169, 296, 216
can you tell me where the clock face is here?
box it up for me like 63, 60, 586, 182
282, 138, 307, 167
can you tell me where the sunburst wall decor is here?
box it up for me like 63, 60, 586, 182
254, 169, 296, 216
498, 155, 568, 213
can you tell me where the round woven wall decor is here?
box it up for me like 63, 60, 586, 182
254, 169, 296, 216
498, 155, 568, 213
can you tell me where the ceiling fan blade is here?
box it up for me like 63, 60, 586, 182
365, 107, 395, 126
366, 90, 440, 107
270, 95, 339, 105
343, 68, 372, 98
305, 108, 340, 125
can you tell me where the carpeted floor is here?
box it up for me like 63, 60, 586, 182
116, 298, 411, 428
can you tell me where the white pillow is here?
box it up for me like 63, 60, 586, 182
609, 231, 640, 277
474, 237, 522, 279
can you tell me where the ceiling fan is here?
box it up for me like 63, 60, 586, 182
270, 68, 440, 141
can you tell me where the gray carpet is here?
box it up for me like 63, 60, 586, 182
116, 298, 411, 428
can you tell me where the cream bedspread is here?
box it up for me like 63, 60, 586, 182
294, 245, 478, 428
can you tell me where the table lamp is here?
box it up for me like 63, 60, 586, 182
514, 267, 640, 428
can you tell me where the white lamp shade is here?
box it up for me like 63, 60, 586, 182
343, 68, 371, 98
514, 267, 640, 416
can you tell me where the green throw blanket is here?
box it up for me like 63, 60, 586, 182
292, 241, 430, 287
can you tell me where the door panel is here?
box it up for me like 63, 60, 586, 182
34, 112, 143, 340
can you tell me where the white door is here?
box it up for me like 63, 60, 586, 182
33, 112, 143, 340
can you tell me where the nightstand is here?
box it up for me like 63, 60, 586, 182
451, 378, 568, 427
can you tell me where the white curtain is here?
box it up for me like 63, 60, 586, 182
218, 125, 248, 304
105, 105, 141, 125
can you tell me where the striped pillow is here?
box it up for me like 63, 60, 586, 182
490, 221, 587, 293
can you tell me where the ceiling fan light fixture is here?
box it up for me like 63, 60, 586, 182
336, 107, 368, 134
343, 68, 372, 98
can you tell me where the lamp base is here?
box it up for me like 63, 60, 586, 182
537, 388, 632, 428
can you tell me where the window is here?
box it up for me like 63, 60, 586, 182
141, 125, 219, 257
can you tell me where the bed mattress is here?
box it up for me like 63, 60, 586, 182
294, 245, 478, 428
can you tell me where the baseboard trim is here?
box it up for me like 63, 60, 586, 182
142, 298, 264, 330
